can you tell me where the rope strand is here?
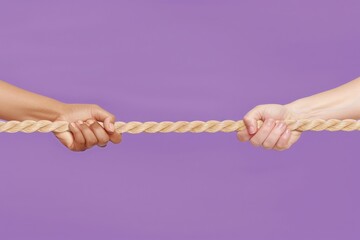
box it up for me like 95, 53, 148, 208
0, 119, 360, 133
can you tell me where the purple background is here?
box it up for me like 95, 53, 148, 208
1, 1, 360, 239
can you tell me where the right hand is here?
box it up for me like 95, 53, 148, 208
54, 104, 122, 152
237, 104, 302, 151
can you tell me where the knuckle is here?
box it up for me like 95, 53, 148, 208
73, 147, 85, 152
275, 147, 285, 151
111, 134, 122, 144
263, 142, 273, 149
108, 113, 116, 121
276, 140, 286, 148
250, 139, 261, 147
99, 137, 110, 145
102, 134, 110, 141
276, 144, 285, 150
88, 139, 97, 146
280, 146, 289, 151
279, 135, 290, 144
276, 142, 290, 150
243, 116, 251, 123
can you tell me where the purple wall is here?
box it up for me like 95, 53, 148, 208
0, 1, 359, 239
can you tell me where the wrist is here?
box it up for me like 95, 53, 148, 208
285, 98, 338, 120
285, 100, 313, 120
53, 102, 68, 121
51, 102, 69, 121
29, 100, 68, 122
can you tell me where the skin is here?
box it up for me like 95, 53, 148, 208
0, 80, 121, 151
238, 76, 360, 150
2, 76, 360, 152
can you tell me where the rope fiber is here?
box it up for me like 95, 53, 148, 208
0, 119, 360, 133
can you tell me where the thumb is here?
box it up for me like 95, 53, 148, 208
91, 105, 116, 133
243, 106, 263, 135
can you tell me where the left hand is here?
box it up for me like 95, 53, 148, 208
54, 104, 122, 152
237, 104, 302, 151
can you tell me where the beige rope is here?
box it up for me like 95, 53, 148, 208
0, 119, 360, 133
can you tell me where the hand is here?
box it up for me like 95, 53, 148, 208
54, 104, 122, 152
237, 104, 302, 151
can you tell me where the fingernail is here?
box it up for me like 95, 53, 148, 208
87, 119, 95, 125
248, 126, 256, 134
70, 122, 77, 129
77, 120, 83, 125
285, 129, 291, 135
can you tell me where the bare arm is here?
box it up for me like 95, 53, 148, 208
0, 80, 121, 151
238, 76, 360, 151
286, 77, 360, 120
0, 80, 64, 121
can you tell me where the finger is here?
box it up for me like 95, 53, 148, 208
54, 128, 73, 150
250, 119, 276, 147
86, 119, 110, 147
69, 122, 86, 151
237, 129, 251, 142
85, 118, 121, 145
109, 132, 122, 144
104, 117, 115, 133
76, 121, 98, 148
262, 121, 287, 149
243, 106, 262, 135
274, 129, 292, 151
91, 106, 116, 133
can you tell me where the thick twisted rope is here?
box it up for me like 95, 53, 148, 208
0, 119, 360, 133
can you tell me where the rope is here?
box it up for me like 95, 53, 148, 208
0, 119, 360, 133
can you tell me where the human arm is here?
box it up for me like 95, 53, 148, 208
0, 80, 121, 151
237, 76, 360, 150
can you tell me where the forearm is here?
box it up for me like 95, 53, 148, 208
286, 76, 360, 120
0, 80, 65, 121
